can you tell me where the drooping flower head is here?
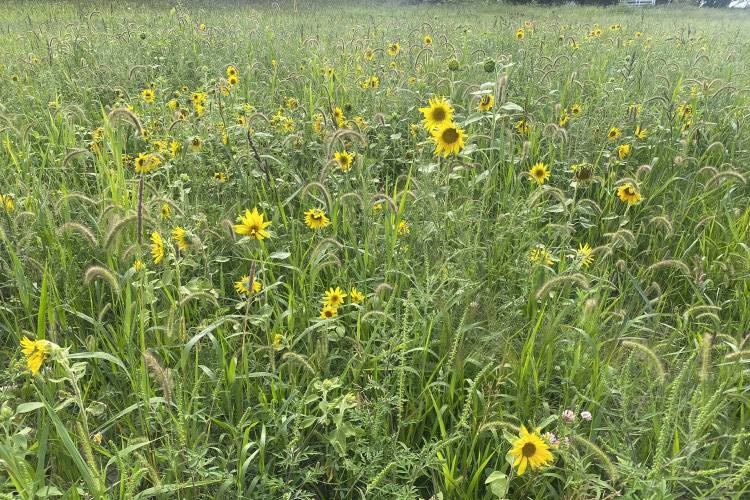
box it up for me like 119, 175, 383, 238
21, 337, 50, 375
617, 183, 642, 205
150, 231, 165, 264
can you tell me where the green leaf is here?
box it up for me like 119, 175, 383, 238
16, 402, 44, 414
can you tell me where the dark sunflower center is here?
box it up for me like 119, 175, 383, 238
312, 213, 323, 220
325, 310, 333, 317
482, 96, 490, 105
442, 127, 459, 143
432, 107, 446, 121
533, 168, 544, 178
522, 442, 536, 457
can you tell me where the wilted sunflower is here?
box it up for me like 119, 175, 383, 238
431, 122, 465, 157
304, 208, 330, 230
617, 143, 631, 159
319, 304, 338, 319
21, 337, 50, 375
364, 48, 375, 61
477, 94, 494, 112
234, 207, 271, 240
634, 125, 648, 140
398, 220, 410, 236
235, 275, 262, 295
617, 182, 642, 205
529, 162, 550, 185
418, 96, 454, 130
190, 136, 203, 153
571, 163, 594, 184
323, 287, 347, 308
172, 227, 188, 250
607, 127, 622, 141
387, 42, 401, 56
334, 150, 354, 172
151, 231, 165, 264
577, 243, 594, 268
509, 426, 554, 476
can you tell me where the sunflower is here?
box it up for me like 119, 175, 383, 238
529, 245, 553, 266
509, 426, 554, 476
1, 194, 14, 214
235, 275, 262, 295
577, 243, 594, 268
617, 183, 643, 205
529, 162, 550, 185
169, 140, 181, 157
161, 203, 172, 220
323, 287, 347, 308
607, 127, 622, 141
134, 153, 160, 174
617, 143, 631, 160
151, 231, 165, 264
190, 136, 203, 153
514, 119, 531, 135
516, 28, 525, 40
398, 220, 410, 236
387, 42, 401, 56
571, 103, 582, 115
477, 94, 494, 112
634, 125, 648, 140
21, 337, 50, 375
333, 107, 345, 127
559, 112, 570, 127
172, 226, 188, 250
227, 74, 239, 86
304, 208, 330, 230
141, 88, 155, 103
349, 287, 365, 303
226, 65, 238, 77
234, 207, 271, 240
364, 48, 375, 61
319, 304, 338, 319
571, 163, 594, 184
214, 171, 227, 182
335, 150, 354, 172
423, 34, 432, 46
431, 122, 465, 157
418, 96, 454, 130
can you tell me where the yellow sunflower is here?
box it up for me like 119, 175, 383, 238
150, 231, 164, 264
516, 28, 525, 40
577, 243, 594, 268
418, 96, 454, 130
304, 208, 330, 230
235, 275, 262, 295
141, 88, 155, 103
319, 304, 338, 319
323, 287, 347, 308
335, 150, 355, 172
571, 103, 582, 115
529, 162, 550, 185
21, 337, 50, 375
477, 94, 494, 112
349, 287, 365, 303
617, 143, 631, 160
234, 207, 271, 240
634, 125, 648, 140
431, 122, 465, 157
607, 127, 622, 141
172, 226, 188, 250
423, 34, 432, 46
617, 183, 643, 205
509, 426, 554, 476
529, 245, 553, 266
387, 42, 401, 56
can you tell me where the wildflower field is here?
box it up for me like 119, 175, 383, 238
1, 1, 750, 498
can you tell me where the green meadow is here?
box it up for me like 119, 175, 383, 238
1, 1, 749, 498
